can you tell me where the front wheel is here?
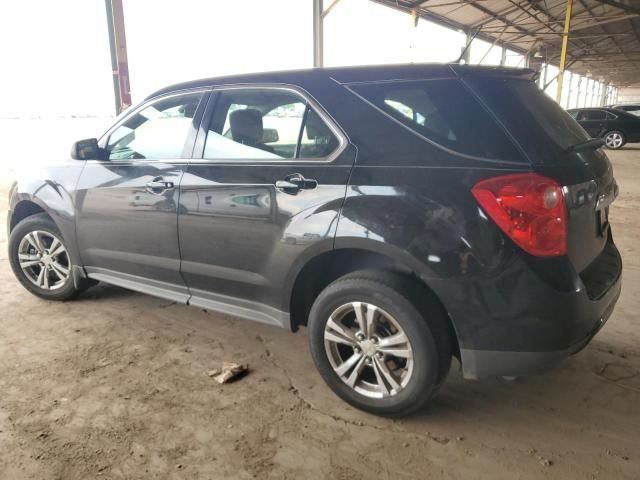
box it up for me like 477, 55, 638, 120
9, 213, 83, 301
603, 131, 626, 150
307, 270, 451, 417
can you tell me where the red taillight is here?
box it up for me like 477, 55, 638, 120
472, 173, 567, 257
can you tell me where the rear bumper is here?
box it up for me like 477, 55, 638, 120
439, 237, 622, 380
460, 279, 619, 379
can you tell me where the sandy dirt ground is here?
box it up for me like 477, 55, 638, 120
0, 148, 639, 480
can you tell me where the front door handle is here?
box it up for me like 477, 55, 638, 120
275, 174, 317, 194
145, 178, 175, 194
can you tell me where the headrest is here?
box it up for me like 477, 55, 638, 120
305, 110, 325, 140
229, 108, 263, 144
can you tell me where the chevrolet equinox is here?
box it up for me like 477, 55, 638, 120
7, 65, 622, 416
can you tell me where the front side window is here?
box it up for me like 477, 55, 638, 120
107, 92, 203, 161
203, 89, 339, 160
350, 79, 524, 162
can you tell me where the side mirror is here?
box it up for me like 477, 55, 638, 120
262, 128, 279, 144
70, 138, 106, 160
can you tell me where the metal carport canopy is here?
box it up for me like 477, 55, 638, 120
365, 0, 640, 88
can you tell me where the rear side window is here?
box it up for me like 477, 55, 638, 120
350, 79, 524, 162
580, 110, 607, 121
464, 77, 589, 163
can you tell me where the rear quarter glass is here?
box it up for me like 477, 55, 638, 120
463, 77, 590, 165
348, 79, 526, 163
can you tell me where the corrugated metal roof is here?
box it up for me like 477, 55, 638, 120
373, 0, 640, 86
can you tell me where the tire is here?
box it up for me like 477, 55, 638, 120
307, 269, 453, 417
603, 131, 626, 150
8, 213, 82, 301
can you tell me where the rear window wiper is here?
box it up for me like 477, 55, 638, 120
567, 138, 604, 152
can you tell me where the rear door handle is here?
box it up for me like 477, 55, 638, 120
275, 180, 299, 190
275, 174, 317, 194
145, 179, 175, 194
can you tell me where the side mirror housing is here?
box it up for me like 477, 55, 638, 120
262, 128, 279, 144
70, 138, 106, 160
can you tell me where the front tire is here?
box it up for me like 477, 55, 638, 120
307, 270, 452, 417
603, 130, 626, 150
9, 213, 82, 301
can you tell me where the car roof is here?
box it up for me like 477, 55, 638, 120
567, 107, 618, 113
145, 63, 535, 101
569, 107, 640, 120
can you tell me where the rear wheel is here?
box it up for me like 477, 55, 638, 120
9, 214, 82, 301
307, 270, 452, 417
603, 131, 626, 149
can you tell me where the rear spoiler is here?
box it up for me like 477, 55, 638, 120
449, 64, 536, 82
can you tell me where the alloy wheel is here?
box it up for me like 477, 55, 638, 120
605, 132, 624, 149
17, 230, 70, 290
323, 302, 414, 398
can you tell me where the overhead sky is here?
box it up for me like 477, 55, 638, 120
1, 0, 464, 117
0, 0, 610, 118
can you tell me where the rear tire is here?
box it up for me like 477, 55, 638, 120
307, 269, 452, 417
9, 213, 83, 301
603, 131, 626, 150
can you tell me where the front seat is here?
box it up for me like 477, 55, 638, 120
229, 108, 273, 152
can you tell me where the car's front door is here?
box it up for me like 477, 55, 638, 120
178, 86, 354, 325
75, 90, 208, 302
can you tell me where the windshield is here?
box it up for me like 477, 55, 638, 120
465, 77, 590, 163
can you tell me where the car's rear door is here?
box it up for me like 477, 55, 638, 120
578, 109, 607, 137
75, 90, 208, 301
178, 86, 354, 325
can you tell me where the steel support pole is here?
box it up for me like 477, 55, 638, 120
576, 75, 582, 108
556, 0, 573, 103
461, 31, 473, 64
105, 0, 131, 113
105, 0, 120, 115
500, 46, 507, 66
313, 0, 324, 67
600, 82, 609, 106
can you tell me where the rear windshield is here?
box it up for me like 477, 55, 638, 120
464, 77, 590, 163
350, 79, 525, 163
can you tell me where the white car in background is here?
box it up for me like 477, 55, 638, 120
607, 104, 640, 117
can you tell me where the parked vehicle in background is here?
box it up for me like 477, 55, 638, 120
606, 103, 640, 117
568, 107, 640, 149
7, 65, 622, 416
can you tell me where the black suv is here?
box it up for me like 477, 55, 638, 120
7, 65, 622, 416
